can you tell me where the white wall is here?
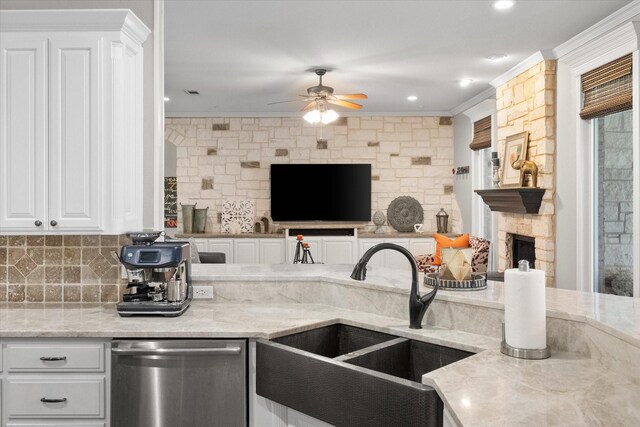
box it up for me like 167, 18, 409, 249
554, 61, 579, 290
0, 0, 158, 229
453, 113, 472, 231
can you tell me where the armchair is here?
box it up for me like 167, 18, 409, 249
417, 236, 490, 274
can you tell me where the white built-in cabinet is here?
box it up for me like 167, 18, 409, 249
193, 236, 434, 266
0, 338, 110, 426
0, 10, 150, 234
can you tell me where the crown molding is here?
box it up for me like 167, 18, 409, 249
490, 50, 555, 88
559, 21, 640, 75
165, 111, 453, 118
451, 87, 496, 117
553, 0, 640, 60
0, 9, 151, 44
461, 99, 496, 123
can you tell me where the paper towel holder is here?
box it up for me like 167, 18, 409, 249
501, 323, 551, 360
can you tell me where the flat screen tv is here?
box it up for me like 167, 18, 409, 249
271, 164, 371, 222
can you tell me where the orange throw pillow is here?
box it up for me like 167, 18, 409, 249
433, 233, 470, 265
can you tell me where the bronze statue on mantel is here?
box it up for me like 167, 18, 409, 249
511, 158, 539, 188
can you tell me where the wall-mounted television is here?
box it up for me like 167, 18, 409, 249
270, 164, 371, 222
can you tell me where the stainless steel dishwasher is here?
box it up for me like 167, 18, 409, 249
111, 340, 247, 427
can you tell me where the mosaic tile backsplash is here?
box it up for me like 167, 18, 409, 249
0, 235, 129, 303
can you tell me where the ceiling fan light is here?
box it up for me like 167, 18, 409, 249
321, 109, 339, 124
303, 109, 321, 124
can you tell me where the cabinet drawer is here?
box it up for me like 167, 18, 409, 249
4, 343, 104, 372
7, 424, 105, 427
6, 378, 104, 418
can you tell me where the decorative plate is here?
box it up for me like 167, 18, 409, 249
387, 196, 424, 232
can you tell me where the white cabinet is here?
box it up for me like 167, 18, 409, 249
0, 339, 110, 426
0, 10, 150, 234
358, 237, 434, 270
322, 238, 356, 264
196, 238, 286, 264
208, 239, 234, 263
259, 240, 287, 265
234, 240, 260, 264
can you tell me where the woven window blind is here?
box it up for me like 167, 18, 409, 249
580, 54, 632, 120
469, 116, 492, 150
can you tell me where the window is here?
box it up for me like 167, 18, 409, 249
594, 110, 633, 296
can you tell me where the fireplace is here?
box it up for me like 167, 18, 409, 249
510, 234, 535, 269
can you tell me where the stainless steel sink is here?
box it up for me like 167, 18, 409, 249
256, 323, 473, 427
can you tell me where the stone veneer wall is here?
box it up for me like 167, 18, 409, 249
496, 60, 557, 287
165, 116, 458, 233
0, 235, 128, 303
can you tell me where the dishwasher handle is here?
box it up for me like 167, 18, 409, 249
112, 346, 242, 356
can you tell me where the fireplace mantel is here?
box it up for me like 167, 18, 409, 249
474, 188, 545, 214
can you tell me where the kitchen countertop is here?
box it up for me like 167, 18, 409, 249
1, 264, 639, 426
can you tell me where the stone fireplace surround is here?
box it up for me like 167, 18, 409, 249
495, 60, 557, 287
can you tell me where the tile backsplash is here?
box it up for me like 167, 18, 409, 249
0, 235, 129, 303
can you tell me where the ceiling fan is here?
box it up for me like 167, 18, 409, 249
269, 69, 367, 123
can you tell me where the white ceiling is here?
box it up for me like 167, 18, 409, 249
164, 0, 631, 116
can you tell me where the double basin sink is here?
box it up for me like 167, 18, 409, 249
256, 324, 472, 427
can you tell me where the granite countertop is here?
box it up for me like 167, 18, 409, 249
176, 232, 285, 238
1, 264, 639, 426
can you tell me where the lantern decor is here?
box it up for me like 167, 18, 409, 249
436, 208, 449, 234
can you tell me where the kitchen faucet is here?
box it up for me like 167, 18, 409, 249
350, 243, 439, 329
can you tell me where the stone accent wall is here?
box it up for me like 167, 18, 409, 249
597, 111, 633, 295
0, 235, 128, 303
496, 60, 557, 287
165, 116, 458, 233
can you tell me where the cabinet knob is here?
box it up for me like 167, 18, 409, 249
34, 220, 42, 227
50, 220, 58, 226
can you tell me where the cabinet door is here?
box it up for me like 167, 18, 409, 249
384, 239, 411, 270
287, 407, 334, 427
48, 39, 102, 231
409, 238, 434, 257
0, 37, 47, 232
208, 239, 233, 263
322, 239, 356, 265
358, 240, 386, 269
259, 240, 286, 264
234, 240, 260, 264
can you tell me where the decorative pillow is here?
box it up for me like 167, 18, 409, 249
469, 236, 490, 273
433, 233, 469, 266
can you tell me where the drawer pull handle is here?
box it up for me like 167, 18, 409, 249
40, 356, 67, 362
40, 397, 67, 404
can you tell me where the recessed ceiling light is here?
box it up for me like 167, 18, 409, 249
459, 79, 473, 88
493, 0, 515, 10
184, 89, 200, 95
164, 96, 170, 102
407, 95, 418, 101
486, 54, 508, 62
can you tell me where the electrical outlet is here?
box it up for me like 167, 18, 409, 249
192, 285, 214, 299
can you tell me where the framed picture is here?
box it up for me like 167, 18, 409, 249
501, 131, 529, 188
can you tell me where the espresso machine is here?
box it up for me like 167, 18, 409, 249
115, 233, 192, 317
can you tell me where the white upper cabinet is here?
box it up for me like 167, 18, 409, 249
0, 10, 150, 234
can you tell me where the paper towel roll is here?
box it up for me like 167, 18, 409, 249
504, 267, 547, 350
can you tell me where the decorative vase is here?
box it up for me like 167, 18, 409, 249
372, 211, 386, 234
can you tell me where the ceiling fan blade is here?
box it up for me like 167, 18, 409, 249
335, 93, 368, 100
328, 99, 363, 110
301, 102, 316, 112
267, 98, 310, 105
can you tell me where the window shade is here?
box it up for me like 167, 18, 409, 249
469, 116, 492, 150
580, 54, 632, 120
